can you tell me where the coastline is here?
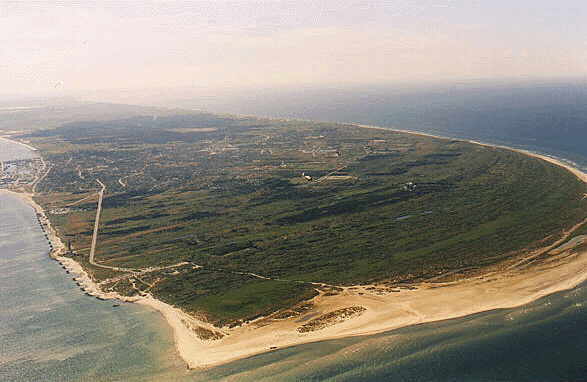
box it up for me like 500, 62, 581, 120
354, 124, 587, 182
1, 129, 586, 369
0, 135, 38, 152
0, 188, 139, 303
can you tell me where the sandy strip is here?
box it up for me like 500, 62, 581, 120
1, 127, 586, 369
0, 136, 38, 151
169, 248, 587, 369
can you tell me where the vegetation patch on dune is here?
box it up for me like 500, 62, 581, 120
297, 306, 367, 333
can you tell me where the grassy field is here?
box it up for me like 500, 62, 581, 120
24, 112, 586, 326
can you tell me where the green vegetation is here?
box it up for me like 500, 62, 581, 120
23, 111, 586, 326
297, 306, 367, 333
151, 269, 318, 326
569, 220, 587, 239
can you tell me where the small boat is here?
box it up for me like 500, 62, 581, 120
112, 304, 120, 308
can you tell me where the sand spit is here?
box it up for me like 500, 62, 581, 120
0, 135, 38, 152
167, 249, 587, 369
1, 128, 586, 369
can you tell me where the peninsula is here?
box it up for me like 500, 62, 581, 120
2, 105, 586, 368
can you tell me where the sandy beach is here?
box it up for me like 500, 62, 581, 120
0, 135, 38, 152
171, 245, 587, 369
1, 130, 586, 369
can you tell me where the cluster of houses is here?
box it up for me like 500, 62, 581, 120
403, 182, 417, 192
0, 158, 43, 188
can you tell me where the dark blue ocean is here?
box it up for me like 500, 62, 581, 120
192, 81, 587, 170
2, 82, 587, 381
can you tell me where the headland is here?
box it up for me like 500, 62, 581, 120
1, 119, 585, 369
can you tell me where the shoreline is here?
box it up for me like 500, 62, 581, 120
1, 128, 586, 369
353, 123, 587, 182
0, 135, 38, 152
0, 188, 140, 303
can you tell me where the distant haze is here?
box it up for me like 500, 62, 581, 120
3, 0, 587, 98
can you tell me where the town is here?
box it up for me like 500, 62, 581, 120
0, 157, 44, 189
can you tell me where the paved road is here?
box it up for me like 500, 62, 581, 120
89, 179, 105, 265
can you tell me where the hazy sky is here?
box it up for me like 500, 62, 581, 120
2, 1, 587, 96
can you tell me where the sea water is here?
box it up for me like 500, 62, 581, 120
0, 139, 37, 162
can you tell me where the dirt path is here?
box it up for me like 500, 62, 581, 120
31, 162, 50, 193
67, 194, 97, 207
